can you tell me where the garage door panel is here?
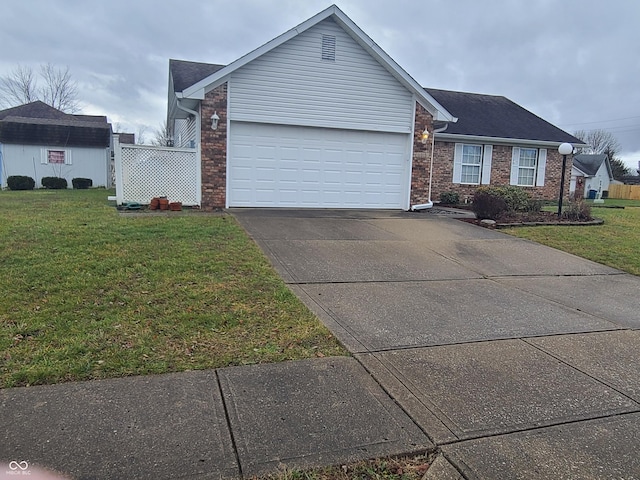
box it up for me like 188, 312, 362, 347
229, 122, 409, 208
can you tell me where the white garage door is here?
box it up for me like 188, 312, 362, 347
228, 122, 410, 208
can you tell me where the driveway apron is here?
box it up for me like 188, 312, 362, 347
234, 209, 640, 479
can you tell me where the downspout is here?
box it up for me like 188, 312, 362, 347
411, 123, 449, 211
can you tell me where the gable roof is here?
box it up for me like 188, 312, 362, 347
170, 59, 225, 92
171, 5, 455, 122
426, 88, 583, 146
0, 100, 67, 121
0, 101, 111, 147
572, 153, 611, 177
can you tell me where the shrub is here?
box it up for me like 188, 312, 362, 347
439, 191, 460, 205
480, 186, 530, 211
561, 201, 592, 221
525, 199, 545, 213
472, 190, 508, 219
41, 177, 68, 189
72, 178, 93, 189
7, 175, 35, 191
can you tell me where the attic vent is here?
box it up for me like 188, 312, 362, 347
321, 34, 336, 61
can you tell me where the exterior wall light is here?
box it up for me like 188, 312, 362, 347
211, 112, 220, 130
557, 142, 573, 217
420, 128, 430, 144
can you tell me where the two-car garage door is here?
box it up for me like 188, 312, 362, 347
228, 122, 410, 208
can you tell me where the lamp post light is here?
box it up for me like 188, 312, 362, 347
557, 142, 573, 217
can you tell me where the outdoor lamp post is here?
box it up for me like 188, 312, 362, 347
557, 142, 573, 217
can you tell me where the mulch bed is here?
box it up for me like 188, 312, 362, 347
459, 210, 603, 229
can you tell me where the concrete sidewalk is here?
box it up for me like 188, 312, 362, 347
1, 357, 429, 479
2, 208, 639, 479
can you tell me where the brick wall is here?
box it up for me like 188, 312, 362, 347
430, 141, 573, 203
409, 102, 433, 206
200, 83, 228, 210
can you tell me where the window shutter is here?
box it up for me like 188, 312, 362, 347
64, 150, 72, 165
452, 143, 463, 183
536, 148, 547, 186
481, 145, 493, 184
41, 148, 48, 164
510, 147, 520, 185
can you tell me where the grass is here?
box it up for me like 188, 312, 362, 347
0, 189, 346, 388
506, 200, 640, 276
255, 452, 435, 480
587, 198, 640, 208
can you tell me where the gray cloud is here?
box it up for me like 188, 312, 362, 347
2, 0, 639, 167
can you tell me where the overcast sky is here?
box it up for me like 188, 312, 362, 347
2, 0, 639, 170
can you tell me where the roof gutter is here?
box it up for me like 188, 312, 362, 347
435, 132, 588, 148
411, 122, 450, 211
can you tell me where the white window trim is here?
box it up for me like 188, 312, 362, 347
41, 147, 72, 165
453, 143, 492, 185
510, 147, 547, 187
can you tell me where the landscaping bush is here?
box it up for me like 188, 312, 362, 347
7, 175, 35, 191
525, 199, 545, 213
41, 177, 68, 189
72, 177, 93, 189
439, 191, 460, 205
472, 189, 508, 219
476, 186, 531, 212
561, 200, 593, 221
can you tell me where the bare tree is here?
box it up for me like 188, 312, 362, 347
39, 63, 79, 113
0, 65, 37, 107
135, 125, 149, 145
0, 63, 79, 112
151, 120, 173, 147
573, 129, 629, 179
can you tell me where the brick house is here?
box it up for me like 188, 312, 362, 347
167, 4, 582, 210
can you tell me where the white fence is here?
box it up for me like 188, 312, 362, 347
114, 139, 199, 206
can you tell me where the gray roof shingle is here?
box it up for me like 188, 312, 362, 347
170, 59, 225, 92
0, 101, 111, 147
425, 88, 582, 144
573, 154, 608, 176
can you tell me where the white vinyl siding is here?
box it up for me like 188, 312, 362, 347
228, 18, 414, 133
2, 144, 108, 189
228, 122, 409, 208
174, 117, 197, 148
511, 147, 547, 187
453, 143, 492, 184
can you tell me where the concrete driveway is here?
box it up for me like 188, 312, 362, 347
234, 208, 640, 479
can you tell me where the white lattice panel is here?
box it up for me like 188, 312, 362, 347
117, 144, 198, 206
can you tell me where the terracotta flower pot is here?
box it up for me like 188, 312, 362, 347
158, 197, 170, 210
149, 197, 160, 210
169, 202, 182, 211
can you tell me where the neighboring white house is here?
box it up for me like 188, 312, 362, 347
0, 101, 112, 189
570, 154, 613, 199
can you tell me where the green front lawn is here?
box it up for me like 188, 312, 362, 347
0, 189, 346, 388
506, 204, 640, 276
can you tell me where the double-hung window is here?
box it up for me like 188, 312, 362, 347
453, 143, 493, 185
510, 147, 547, 187
461, 145, 482, 184
517, 148, 537, 186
